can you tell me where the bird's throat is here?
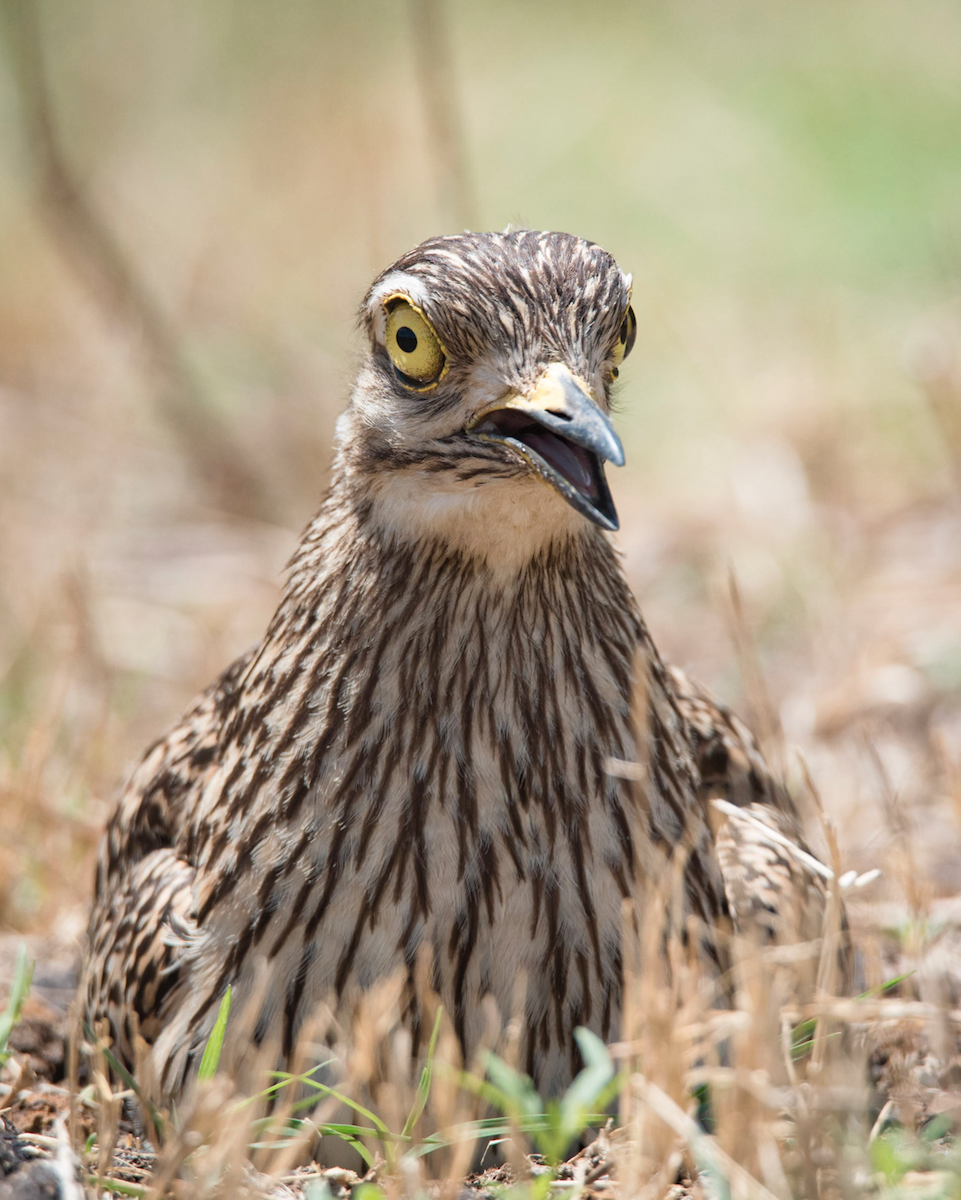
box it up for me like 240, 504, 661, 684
359, 460, 593, 576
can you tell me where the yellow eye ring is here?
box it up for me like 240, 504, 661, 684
610, 305, 637, 376
382, 296, 448, 389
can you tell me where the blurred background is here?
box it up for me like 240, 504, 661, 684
1, 0, 961, 959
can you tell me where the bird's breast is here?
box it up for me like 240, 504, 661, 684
183, 539, 648, 1089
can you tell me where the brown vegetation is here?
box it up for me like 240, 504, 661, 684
2, 1, 961, 1195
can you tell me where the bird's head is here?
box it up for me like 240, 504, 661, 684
338, 230, 636, 567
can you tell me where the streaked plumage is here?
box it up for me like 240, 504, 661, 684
80, 230, 839, 1106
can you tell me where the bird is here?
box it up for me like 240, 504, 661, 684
80, 229, 838, 1111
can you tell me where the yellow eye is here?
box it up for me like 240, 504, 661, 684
383, 298, 447, 388
610, 306, 637, 375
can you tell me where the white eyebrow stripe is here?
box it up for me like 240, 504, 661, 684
366, 272, 433, 342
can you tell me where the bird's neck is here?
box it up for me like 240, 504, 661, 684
237, 476, 652, 843
339, 453, 593, 579
212, 474, 710, 920
281, 472, 640, 650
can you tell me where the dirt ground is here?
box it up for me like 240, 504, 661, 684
3, 2, 961, 1194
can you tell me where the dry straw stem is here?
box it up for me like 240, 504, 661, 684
407, 0, 478, 231
429, 992, 496, 1193
0, 599, 110, 934
10, 632, 78, 811
905, 331, 961, 496
89, 1021, 125, 1180
485, 968, 531, 1182
132, 962, 277, 1197
932, 727, 961, 834
247, 1007, 336, 1178
0, 0, 276, 521
634, 1075, 784, 1200
615, 845, 713, 1196
866, 732, 960, 1069
607, 674, 884, 1200
723, 570, 785, 781
75, 957, 496, 1196
341, 967, 494, 1191
810, 813, 844, 1076
863, 734, 934, 927
66, 997, 81, 1157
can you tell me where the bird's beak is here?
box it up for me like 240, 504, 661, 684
468, 363, 625, 531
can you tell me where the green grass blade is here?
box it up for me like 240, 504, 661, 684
269, 1077, 393, 1137
479, 1052, 543, 1120
197, 986, 232, 1081
856, 971, 915, 1001
314, 1126, 375, 1167
558, 1027, 616, 1146
85, 1024, 165, 1141
353, 1184, 386, 1200
0, 945, 34, 1063
85, 1176, 147, 1197
401, 1006, 444, 1140
233, 1059, 338, 1111
246, 1117, 378, 1163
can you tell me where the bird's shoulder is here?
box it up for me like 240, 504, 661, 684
97, 647, 256, 888
668, 664, 795, 818
668, 665, 855, 989
667, 662, 816, 924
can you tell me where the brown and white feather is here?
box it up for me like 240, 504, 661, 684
80, 230, 842, 1105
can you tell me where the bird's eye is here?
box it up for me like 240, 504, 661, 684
610, 306, 637, 376
383, 298, 447, 388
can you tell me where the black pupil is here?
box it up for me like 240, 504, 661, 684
396, 326, 418, 354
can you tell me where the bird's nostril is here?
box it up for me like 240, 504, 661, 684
546, 409, 572, 420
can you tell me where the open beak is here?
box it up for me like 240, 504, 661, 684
468, 363, 625, 531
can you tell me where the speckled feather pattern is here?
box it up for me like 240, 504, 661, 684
80, 230, 838, 1103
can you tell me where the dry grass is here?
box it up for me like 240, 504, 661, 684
2, 0, 961, 1194
12, 809, 960, 1199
